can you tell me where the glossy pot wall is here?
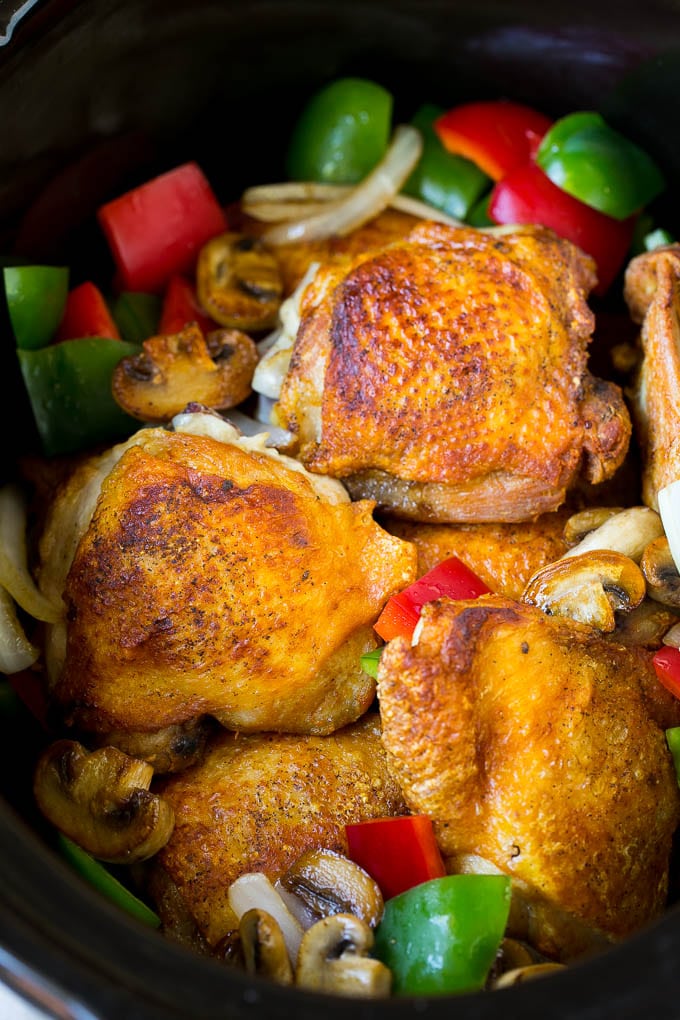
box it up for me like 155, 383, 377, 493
1, 1, 680, 1016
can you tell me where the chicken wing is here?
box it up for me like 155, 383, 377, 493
148, 713, 407, 947
377, 596, 680, 960
624, 244, 680, 509
273, 223, 631, 523
40, 421, 416, 743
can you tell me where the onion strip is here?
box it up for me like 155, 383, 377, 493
0, 585, 39, 674
228, 872, 304, 965
261, 124, 423, 246
0, 484, 62, 622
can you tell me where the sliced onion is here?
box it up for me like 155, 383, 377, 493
0, 585, 40, 674
663, 621, 680, 648
243, 181, 465, 230
659, 480, 680, 572
261, 124, 423, 246
0, 484, 62, 622
228, 872, 304, 965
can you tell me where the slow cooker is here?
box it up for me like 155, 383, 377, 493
1, 0, 680, 1016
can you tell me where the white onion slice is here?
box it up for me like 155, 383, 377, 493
659, 481, 680, 572
0, 585, 39, 673
261, 124, 423, 246
0, 484, 62, 622
228, 872, 304, 965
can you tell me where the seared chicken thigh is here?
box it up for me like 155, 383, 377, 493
148, 714, 407, 947
378, 596, 680, 960
625, 245, 680, 508
273, 223, 630, 523
40, 423, 416, 743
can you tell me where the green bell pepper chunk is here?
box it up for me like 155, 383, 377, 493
58, 834, 161, 927
374, 874, 511, 996
17, 337, 141, 456
466, 191, 495, 227
4, 265, 69, 350
360, 647, 383, 678
403, 105, 490, 220
666, 727, 680, 785
112, 291, 161, 344
536, 111, 665, 221
285, 77, 393, 184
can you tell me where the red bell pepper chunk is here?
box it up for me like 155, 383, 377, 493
158, 274, 218, 336
345, 815, 447, 900
374, 555, 490, 642
97, 162, 227, 294
54, 281, 121, 342
653, 646, 680, 700
434, 100, 552, 181
489, 161, 637, 294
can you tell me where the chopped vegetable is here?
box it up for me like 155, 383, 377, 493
360, 647, 382, 678
97, 162, 227, 293
402, 104, 490, 220
55, 281, 121, 342
159, 274, 217, 335
535, 111, 665, 220
374, 556, 490, 642
285, 77, 393, 185
373, 874, 511, 996
666, 727, 680, 785
643, 227, 675, 250
653, 646, 680, 700
112, 291, 161, 344
58, 834, 161, 927
434, 100, 552, 181
489, 161, 636, 294
4, 265, 69, 350
17, 337, 141, 455
345, 815, 446, 900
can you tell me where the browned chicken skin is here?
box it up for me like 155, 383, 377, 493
149, 714, 407, 947
383, 511, 571, 600
273, 223, 631, 523
378, 596, 680, 960
625, 244, 680, 509
42, 426, 416, 740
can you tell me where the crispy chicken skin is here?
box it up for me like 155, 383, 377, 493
45, 427, 416, 738
377, 596, 680, 960
148, 713, 407, 947
624, 245, 680, 509
273, 223, 631, 523
383, 511, 571, 600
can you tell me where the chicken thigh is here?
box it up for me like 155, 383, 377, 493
273, 223, 631, 523
377, 596, 680, 960
39, 420, 416, 744
625, 244, 680, 508
148, 713, 407, 947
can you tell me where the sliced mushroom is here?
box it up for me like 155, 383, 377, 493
112, 323, 258, 423
521, 551, 646, 632
562, 507, 624, 547
641, 536, 680, 608
239, 908, 294, 985
561, 506, 663, 563
92, 717, 214, 774
33, 739, 175, 864
197, 232, 283, 331
279, 848, 384, 929
228, 872, 304, 967
492, 963, 566, 989
295, 914, 392, 998
607, 597, 680, 648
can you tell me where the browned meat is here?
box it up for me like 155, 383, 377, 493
273, 223, 631, 523
624, 244, 680, 509
41, 426, 416, 740
383, 511, 571, 600
377, 596, 680, 960
149, 714, 407, 947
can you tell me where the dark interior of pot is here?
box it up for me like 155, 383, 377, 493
2, 0, 680, 1016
